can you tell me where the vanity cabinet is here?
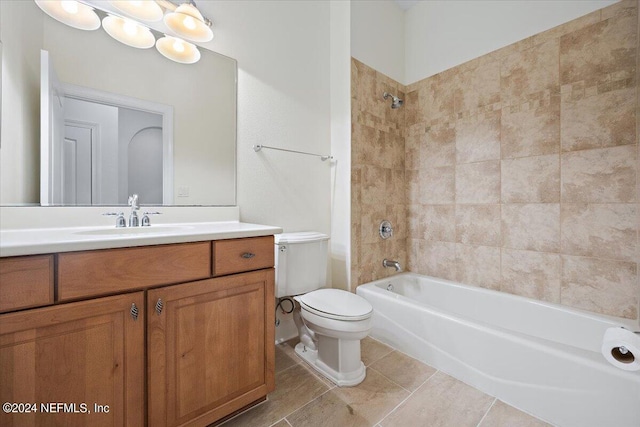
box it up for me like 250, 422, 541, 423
0, 292, 145, 427
0, 236, 275, 427
148, 269, 274, 427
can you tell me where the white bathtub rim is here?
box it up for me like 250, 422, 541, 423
361, 272, 639, 332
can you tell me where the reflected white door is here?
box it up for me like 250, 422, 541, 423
128, 127, 163, 204
63, 126, 92, 205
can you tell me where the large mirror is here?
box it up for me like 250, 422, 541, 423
0, 0, 236, 206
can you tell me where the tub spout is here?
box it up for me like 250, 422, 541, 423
383, 259, 402, 272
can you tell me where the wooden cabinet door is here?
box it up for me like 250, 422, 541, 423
0, 292, 145, 427
147, 269, 275, 427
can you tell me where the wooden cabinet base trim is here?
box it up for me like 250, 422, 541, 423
182, 386, 268, 427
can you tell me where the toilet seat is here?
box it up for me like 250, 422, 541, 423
296, 289, 372, 321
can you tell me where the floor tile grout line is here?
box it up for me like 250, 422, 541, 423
279, 387, 335, 425
375, 369, 440, 426
283, 418, 293, 427
367, 365, 412, 394
475, 397, 498, 427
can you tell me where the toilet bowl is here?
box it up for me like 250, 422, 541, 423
293, 289, 372, 386
274, 232, 373, 386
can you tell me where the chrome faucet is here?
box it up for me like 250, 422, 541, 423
128, 194, 140, 227
383, 259, 402, 272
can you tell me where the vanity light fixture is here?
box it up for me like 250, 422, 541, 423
35, 0, 101, 31
109, 0, 164, 22
163, 1, 213, 43
102, 15, 155, 49
156, 35, 201, 64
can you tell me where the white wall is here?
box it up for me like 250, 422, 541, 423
0, 1, 42, 204
202, 1, 333, 342
330, 1, 352, 292
351, 0, 405, 84
205, 1, 331, 234
405, 0, 619, 84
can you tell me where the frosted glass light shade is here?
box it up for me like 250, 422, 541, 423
163, 3, 213, 42
102, 15, 155, 49
156, 36, 200, 64
35, 0, 100, 30
110, 0, 163, 22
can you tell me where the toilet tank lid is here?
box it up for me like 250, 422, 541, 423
274, 232, 329, 244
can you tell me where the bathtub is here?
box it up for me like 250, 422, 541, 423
356, 273, 640, 427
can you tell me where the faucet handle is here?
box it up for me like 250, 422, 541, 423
128, 194, 139, 210
141, 211, 162, 227
103, 212, 126, 228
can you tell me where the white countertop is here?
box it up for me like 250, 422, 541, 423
0, 221, 283, 257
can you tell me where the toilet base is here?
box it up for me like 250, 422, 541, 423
294, 342, 366, 387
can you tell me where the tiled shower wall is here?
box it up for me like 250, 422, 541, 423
351, 0, 639, 320
351, 59, 407, 286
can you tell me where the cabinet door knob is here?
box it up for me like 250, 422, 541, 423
241, 252, 256, 259
130, 303, 139, 321
155, 298, 164, 315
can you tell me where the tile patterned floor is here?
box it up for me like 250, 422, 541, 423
221, 337, 552, 427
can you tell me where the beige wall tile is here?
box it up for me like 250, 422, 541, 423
406, 170, 420, 202
501, 249, 561, 303
479, 400, 552, 427
361, 203, 388, 244
422, 123, 456, 167
501, 39, 560, 106
455, 204, 501, 246
362, 165, 388, 206
455, 60, 501, 113
427, 69, 459, 120
561, 145, 636, 203
455, 244, 501, 290
387, 204, 407, 239
421, 204, 456, 242
560, 86, 636, 152
419, 166, 456, 204
381, 372, 494, 427
561, 203, 637, 261
405, 133, 421, 170
530, 9, 602, 47
560, 9, 636, 84
501, 95, 560, 159
601, 0, 637, 20
456, 110, 501, 164
455, 161, 501, 204
415, 240, 457, 281
561, 255, 638, 319
408, 204, 423, 238
388, 169, 406, 205
502, 204, 560, 252
502, 155, 560, 203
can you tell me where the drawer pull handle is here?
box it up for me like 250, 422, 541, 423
130, 303, 139, 321
242, 252, 256, 259
155, 298, 164, 315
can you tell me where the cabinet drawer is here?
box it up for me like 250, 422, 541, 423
0, 255, 54, 313
213, 236, 274, 276
58, 242, 211, 301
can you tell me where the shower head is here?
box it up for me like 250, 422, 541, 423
383, 92, 403, 109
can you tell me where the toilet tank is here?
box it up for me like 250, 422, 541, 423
274, 232, 329, 298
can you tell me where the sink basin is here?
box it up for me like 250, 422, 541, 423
75, 225, 193, 236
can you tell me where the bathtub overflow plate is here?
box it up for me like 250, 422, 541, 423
379, 220, 393, 239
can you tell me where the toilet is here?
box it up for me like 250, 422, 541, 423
275, 232, 373, 386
